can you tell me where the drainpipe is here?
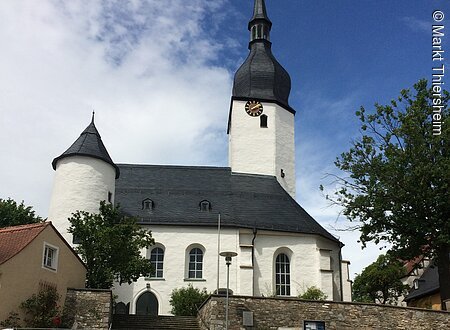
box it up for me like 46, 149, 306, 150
251, 227, 257, 296
339, 245, 344, 301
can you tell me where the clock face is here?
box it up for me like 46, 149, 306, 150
245, 100, 263, 117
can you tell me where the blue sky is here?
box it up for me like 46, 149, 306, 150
0, 0, 448, 277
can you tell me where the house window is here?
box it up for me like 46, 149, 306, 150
199, 200, 211, 212
260, 114, 268, 128
108, 191, 113, 203
188, 248, 204, 279
43, 243, 59, 271
150, 247, 164, 278
275, 253, 290, 296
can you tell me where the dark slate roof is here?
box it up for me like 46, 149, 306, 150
232, 1, 292, 111
404, 264, 440, 301
248, 0, 272, 29
114, 164, 339, 243
52, 118, 120, 178
233, 42, 292, 111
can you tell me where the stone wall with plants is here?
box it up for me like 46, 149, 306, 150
198, 295, 450, 330
62, 288, 112, 329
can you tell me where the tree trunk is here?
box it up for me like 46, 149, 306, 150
436, 244, 450, 310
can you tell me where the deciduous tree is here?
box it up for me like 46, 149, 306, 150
323, 80, 449, 308
0, 198, 42, 228
68, 201, 154, 289
352, 254, 408, 304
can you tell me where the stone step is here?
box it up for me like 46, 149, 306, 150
112, 315, 200, 330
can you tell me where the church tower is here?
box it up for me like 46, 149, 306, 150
48, 114, 119, 244
228, 0, 296, 198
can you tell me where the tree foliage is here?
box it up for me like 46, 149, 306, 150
299, 286, 328, 300
0, 198, 43, 228
68, 201, 154, 289
169, 285, 209, 316
352, 254, 408, 304
20, 287, 60, 328
324, 80, 450, 306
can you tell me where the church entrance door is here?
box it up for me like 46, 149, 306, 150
136, 291, 158, 316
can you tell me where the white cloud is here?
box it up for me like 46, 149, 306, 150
401, 16, 429, 34
0, 0, 234, 217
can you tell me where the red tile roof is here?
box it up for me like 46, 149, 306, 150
0, 222, 49, 265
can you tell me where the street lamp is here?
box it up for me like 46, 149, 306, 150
219, 251, 238, 330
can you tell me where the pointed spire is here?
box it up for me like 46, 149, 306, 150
232, 0, 292, 110
91, 110, 95, 123
52, 115, 120, 178
248, 0, 272, 41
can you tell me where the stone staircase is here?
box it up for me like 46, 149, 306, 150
112, 314, 200, 330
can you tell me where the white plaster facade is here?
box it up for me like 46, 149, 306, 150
113, 225, 343, 315
229, 100, 296, 198
48, 156, 116, 244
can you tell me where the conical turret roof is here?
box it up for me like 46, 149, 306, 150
52, 115, 120, 178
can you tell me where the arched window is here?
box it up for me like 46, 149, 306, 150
260, 114, 268, 128
150, 247, 164, 278
188, 248, 204, 279
275, 253, 290, 296
199, 200, 212, 212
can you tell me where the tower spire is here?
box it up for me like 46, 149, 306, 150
232, 0, 292, 109
248, 0, 272, 42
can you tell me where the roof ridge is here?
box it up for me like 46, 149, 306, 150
0, 221, 49, 233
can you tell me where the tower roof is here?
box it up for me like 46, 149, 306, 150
248, 0, 272, 29
52, 115, 120, 178
233, 0, 292, 110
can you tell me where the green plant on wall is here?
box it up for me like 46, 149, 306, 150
0, 311, 21, 328
299, 286, 328, 300
20, 287, 60, 328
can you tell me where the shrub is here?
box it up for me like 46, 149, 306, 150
170, 285, 209, 316
299, 286, 328, 300
0, 311, 21, 328
20, 287, 60, 327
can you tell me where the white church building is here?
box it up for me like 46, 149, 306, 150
48, 0, 352, 315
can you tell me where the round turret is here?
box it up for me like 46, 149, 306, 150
48, 115, 119, 244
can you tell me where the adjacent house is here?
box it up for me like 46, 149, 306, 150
0, 222, 86, 323
404, 262, 443, 310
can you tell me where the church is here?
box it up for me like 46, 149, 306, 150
48, 0, 351, 315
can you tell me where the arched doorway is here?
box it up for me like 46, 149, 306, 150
136, 291, 158, 316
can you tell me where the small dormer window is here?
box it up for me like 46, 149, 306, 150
413, 279, 419, 290
199, 200, 211, 212
142, 198, 154, 211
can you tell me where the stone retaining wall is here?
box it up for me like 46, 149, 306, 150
198, 295, 450, 330
63, 288, 112, 329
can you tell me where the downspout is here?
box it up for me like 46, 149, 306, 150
251, 227, 258, 296
339, 245, 344, 301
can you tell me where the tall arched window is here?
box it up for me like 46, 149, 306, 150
150, 247, 164, 278
188, 248, 203, 279
275, 253, 290, 296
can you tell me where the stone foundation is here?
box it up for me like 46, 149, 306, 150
198, 295, 450, 330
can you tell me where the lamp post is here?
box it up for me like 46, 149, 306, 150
219, 251, 237, 330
